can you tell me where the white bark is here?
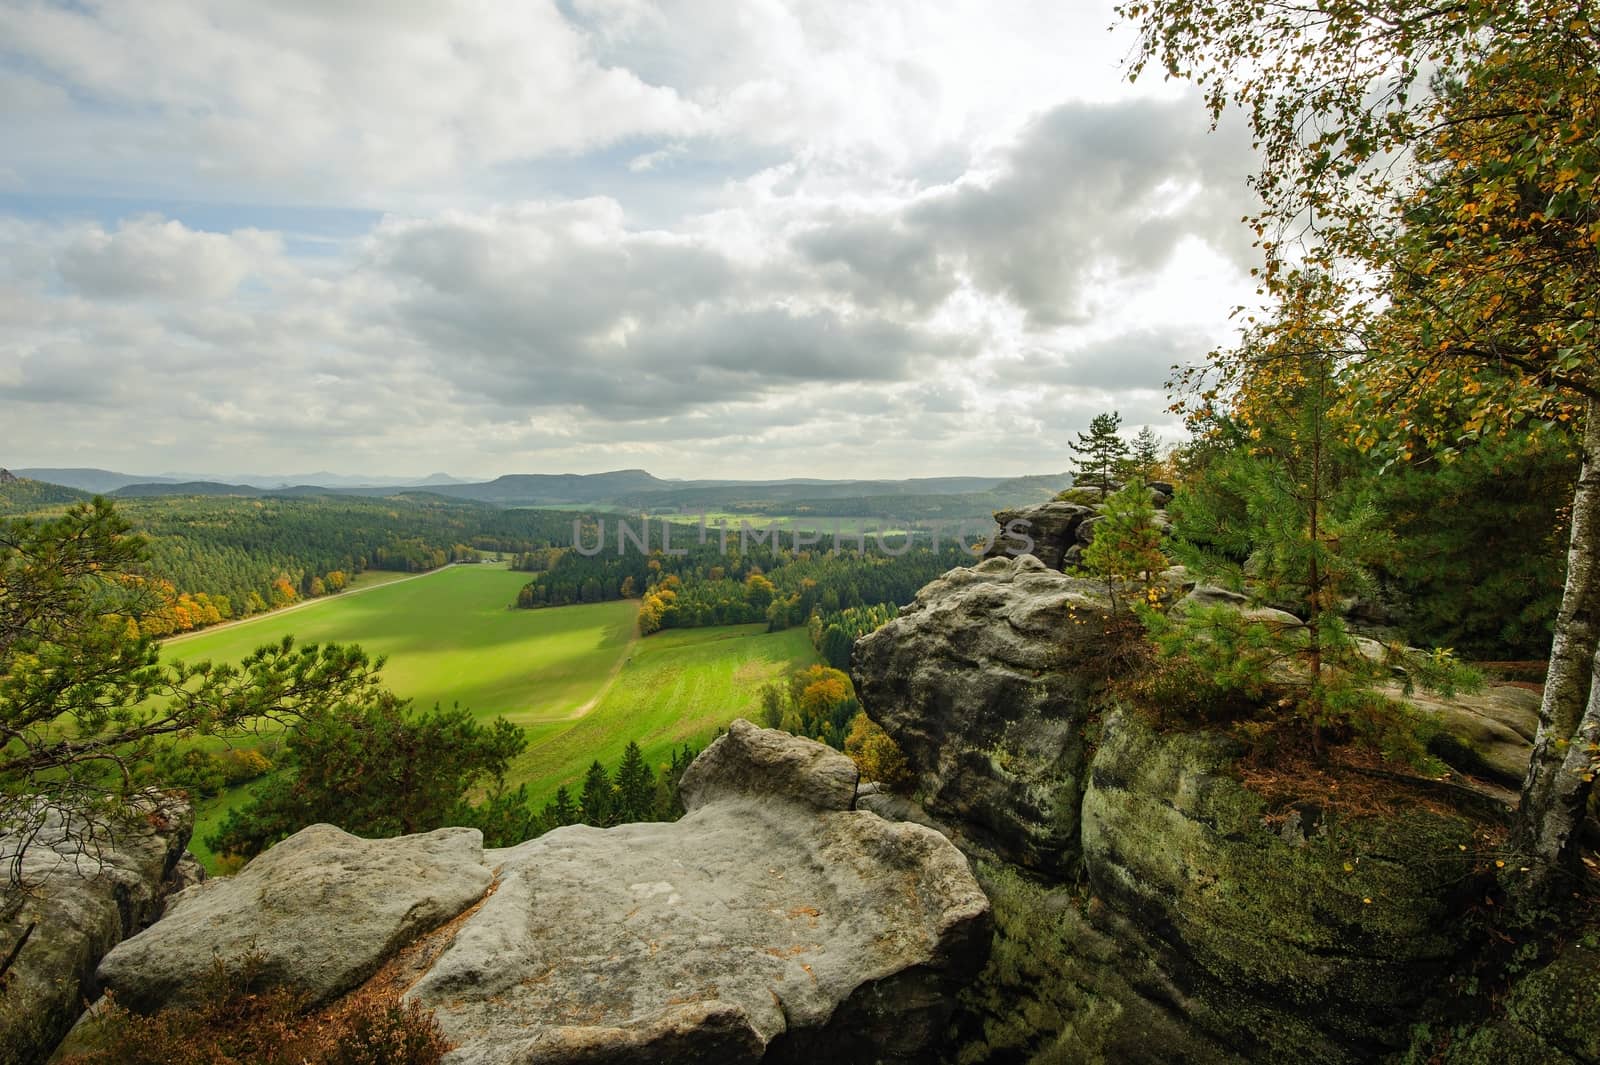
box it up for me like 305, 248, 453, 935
1515, 395, 1600, 881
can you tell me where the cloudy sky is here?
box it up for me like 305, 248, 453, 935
0, 0, 1260, 481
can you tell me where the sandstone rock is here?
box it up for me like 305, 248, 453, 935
1175, 583, 1249, 610
0, 795, 192, 1065
949, 861, 1241, 1065
404, 721, 989, 1065
1057, 486, 1110, 504
678, 718, 857, 812
982, 501, 1096, 570
852, 555, 1108, 874
96, 824, 492, 1012
166, 853, 206, 895
1442, 942, 1600, 1064
1081, 709, 1483, 1061
1402, 684, 1541, 786
88, 726, 989, 1065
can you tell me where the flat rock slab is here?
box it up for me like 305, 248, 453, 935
96, 824, 492, 1011
416, 804, 988, 1064
1400, 683, 1541, 786
409, 722, 990, 1064
87, 724, 989, 1065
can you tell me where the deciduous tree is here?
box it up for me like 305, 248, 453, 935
1119, 0, 1600, 887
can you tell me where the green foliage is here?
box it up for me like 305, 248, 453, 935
451, 783, 542, 849
1122, 0, 1600, 890
1069, 411, 1129, 492
139, 747, 273, 800
0, 476, 91, 516
207, 698, 526, 859
1373, 433, 1576, 658
613, 741, 656, 824
1, 500, 406, 892
517, 530, 968, 632
1117, 426, 1166, 483
1154, 328, 1478, 747
2, 489, 581, 636
541, 741, 696, 831
1079, 480, 1168, 615
579, 760, 614, 827
810, 602, 895, 669
757, 664, 861, 750
843, 712, 912, 790
540, 786, 578, 829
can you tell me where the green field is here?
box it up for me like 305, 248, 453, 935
512, 624, 819, 807
163, 565, 638, 726
170, 563, 818, 867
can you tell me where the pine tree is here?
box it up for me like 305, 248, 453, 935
541, 785, 578, 829
578, 760, 613, 826
1069, 411, 1129, 492
1118, 426, 1164, 483
1081, 479, 1168, 616
653, 744, 697, 820
614, 741, 656, 824
1149, 286, 1475, 756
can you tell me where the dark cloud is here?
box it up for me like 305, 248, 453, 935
1030, 327, 1212, 392
371, 203, 969, 419
794, 96, 1257, 326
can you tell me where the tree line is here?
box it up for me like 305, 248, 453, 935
0, 487, 587, 637
515, 529, 970, 639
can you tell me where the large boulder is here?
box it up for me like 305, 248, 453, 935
852, 555, 1108, 874
1081, 709, 1485, 1062
96, 824, 493, 1011
0, 796, 193, 1065
983, 502, 1096, 570
90, 723, 989, 1065
1402, 684, 1541, 787
410, 720, 990, 1064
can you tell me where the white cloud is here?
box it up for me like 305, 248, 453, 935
0, 0, 702, 202
56, 217, 283, 301
0, 1, 1260, 478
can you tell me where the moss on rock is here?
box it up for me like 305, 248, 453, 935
943, 861, 1239, 1065
1080, 709, 1487, 1061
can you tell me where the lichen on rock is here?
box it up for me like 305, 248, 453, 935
0, 795, 193, 1065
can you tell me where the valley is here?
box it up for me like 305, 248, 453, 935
161, 562, 819, 868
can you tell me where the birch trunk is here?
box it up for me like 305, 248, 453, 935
1514, 394, 1600, 886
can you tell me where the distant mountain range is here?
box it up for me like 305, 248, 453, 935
15, 468, 467, 494
12, 466, 1072, 513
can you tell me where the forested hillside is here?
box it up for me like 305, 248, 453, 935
0, 472, 91, 513
0, 481, 582, 633
514, 525, 972, 669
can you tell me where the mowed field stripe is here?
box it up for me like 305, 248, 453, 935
161, 566, 639, 725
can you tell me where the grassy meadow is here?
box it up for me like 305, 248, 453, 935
510, 623, 819, 808
163, 565, 638, 727
168, 562, 818, 866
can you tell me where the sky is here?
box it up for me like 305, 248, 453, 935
0, 0, 1263, 481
